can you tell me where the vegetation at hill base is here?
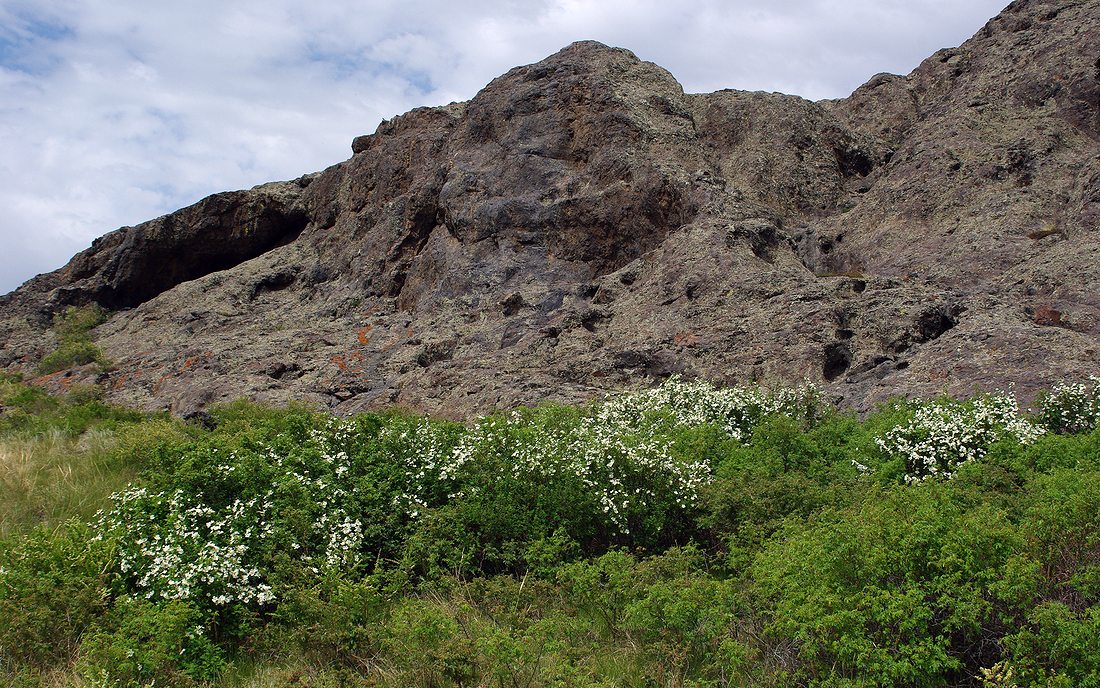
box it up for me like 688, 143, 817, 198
1, 371, 1099, 687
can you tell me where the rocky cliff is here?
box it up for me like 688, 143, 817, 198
2, 0, 1097, 418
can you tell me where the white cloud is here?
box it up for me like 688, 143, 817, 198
0, 0, 1006, 294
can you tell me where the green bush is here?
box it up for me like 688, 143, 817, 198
1000, 602, 1100, 687
0, 522, 114, 672
78, 598, 225, 687
750, 484, 1025, 687
53, 304, 108, 341
37, 340, 106, 374
1, 377, 1099, 685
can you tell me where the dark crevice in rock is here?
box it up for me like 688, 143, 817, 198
727, 219, 784, 263
250, 269, 298, 299
835, 144, 875, 177
581, 309, 611, 332
266, 362, 302, 380
54, 190, 310, 312
889, 304, 964, 354
500, 293, 525, 316
915, 304, 963, 342
823, 341, 853, 381
612, 349, 683, 378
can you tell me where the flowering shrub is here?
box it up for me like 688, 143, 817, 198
447, 379, 821, 538
600, 377, 821, 442
1034, 376, 1100, 434
876, 393, 1045, 483
95, 378, 822, 609
98, 487, 275, 608
379, 415, 468, 519
98, 415, 374, 609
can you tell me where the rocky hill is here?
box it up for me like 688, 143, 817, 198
1, 0, 1097, 418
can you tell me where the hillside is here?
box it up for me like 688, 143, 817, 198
1, 0, 1097, 418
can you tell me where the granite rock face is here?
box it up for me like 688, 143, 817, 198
2, 0, 1098, 417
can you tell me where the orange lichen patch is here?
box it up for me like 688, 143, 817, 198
151, 352, 213, 393
357, 325, 374, 345
33, 370, 68, 385
674, 331, 701, 347
329, 350, 371, 386
153, 368, 175, 394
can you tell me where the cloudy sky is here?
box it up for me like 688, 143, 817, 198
0, 0, 1007, 294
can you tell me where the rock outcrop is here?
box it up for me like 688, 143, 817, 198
2, 0, 1097, 417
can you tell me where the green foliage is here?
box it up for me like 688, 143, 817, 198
1, 373, 145, 437
0, 377, 1098, 686
1001, 602, 1100, 687
0, 522, 114, 671
0, 378, 163, 536
751, 485, 1028, 686
53, 303, 108, 342
78, 597, 226, 687
36, 304, 111, 374
37, 340, 107, 374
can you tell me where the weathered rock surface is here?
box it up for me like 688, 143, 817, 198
2, 0, 1098, 417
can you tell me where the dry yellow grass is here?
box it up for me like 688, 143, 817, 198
0, 428, 127, 538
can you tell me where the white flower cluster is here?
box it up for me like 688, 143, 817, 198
1035, 375, 1100, 434
450, 378, 817, 534
380, 418, 465, 518
876, 393, 1045, 483
316, 510, 364, 568
599, 377, 821, 442
98, 487, 275, 608
279, 420, 368, 568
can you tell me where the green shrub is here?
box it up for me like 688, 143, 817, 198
0, 522, 114, 671
750, 484, 1025, 687
1000, 602, 1100, 687
37, 340, 105, 374
53, 304, 108, 342
703, 413, 870, 570
78, 597, 225, 687
264, 572, 386, 670
4, 376, 1100, 686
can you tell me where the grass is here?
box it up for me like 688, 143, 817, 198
0, 376, 186, 538
0, 429, 122, 537
36, 305, 112, 375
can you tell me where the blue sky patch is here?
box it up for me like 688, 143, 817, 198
0, 12, 73, 75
